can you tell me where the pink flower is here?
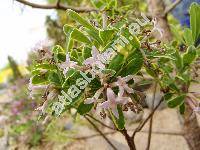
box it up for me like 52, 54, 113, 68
59, 53, 77, 75
83, 46, 105, 69
111, 75, 134, 97
84, 87, 104, 104
99, 88, 130, 118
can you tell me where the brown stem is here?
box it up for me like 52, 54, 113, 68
15, 0, 97, 12
84, 116, 117, 150
120, 129, 136, 150
146, 83, 157, 150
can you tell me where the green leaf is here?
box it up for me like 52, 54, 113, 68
164, 93, 173, 102
107, 0, 117, 9
77, 102, 93, 115
82, 47, 92, 59
170, 25, 184, 43
63, 25, 91, 45
62, 70, 82, 88
183, 28, 194, 46
102, 69, 116, 76
90, 0, 105, 9
179, 103, 185, 114
57, 53, 66, 62
190, 2, 200, 45
167, 94, 186, 108
122, 28, 140, 49
32, 75, 48, 84
152, 55, 175, 60
144, 62, 158, 78
183, 45, 197, 66
52, 45, 64, 54
52, 46, 65, 62
70, 49, 84, 64
116, 105, 125, 130
67, 10, 98, 32
62, 25, 73, 52
108, 53, 124, 72
85, 28, 103, 45
35, 63, 56, 70
99, 29, 116, 46
120, 49, 144, 76
48, 71, 61, 86
173, 50, 183, 71
130, 35, 141, 49
168, 83, 180, 92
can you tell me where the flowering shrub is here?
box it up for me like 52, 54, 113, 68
29, 1, 200, 149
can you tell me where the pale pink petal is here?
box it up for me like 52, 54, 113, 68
107, 88, 116, 102
124, 85, 134, 93
92, 46, 99, 59
59, 62, 68, 69
110, 82, 118, 87
96, 61, 105, 69
84, 58, 94, 66
100, 101, 110, 109
69, 61, 77, 68
118, 86, 125, 97
116, 96, 130, 105
66, 53, 70, 63
84, 98, 96, 104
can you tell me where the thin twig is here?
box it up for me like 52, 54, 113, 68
84, 116, 117, 150
132, 99, 163, 139
146, 83, 157, 150
86, 114, 115, 130
15, 0, 97, 12
164, 0, 182, 16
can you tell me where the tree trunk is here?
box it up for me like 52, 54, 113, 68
183, 104, 200, 150
147, 0, 172, 42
